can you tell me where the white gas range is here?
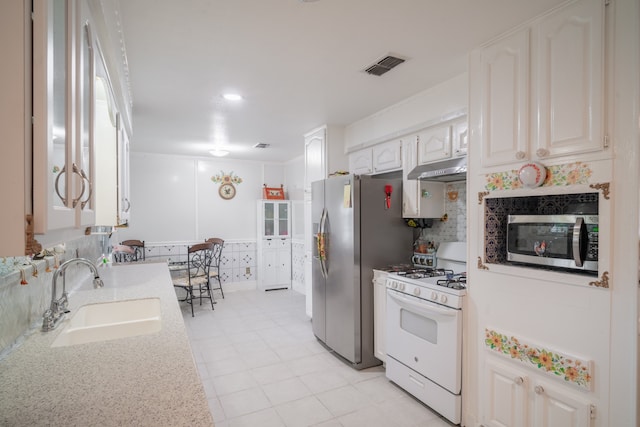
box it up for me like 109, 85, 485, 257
385, 242, 467, 425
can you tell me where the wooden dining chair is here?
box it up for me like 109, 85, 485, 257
172, 242, 214, 317
205, 238, 225, 299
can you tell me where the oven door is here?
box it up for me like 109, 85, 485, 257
386, 288, 462, 394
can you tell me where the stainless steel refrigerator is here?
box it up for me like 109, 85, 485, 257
311, 174, 413, 369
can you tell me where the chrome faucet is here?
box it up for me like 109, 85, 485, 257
42, 258, 104, 332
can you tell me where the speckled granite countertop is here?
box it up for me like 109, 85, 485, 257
0, 262, 214, 427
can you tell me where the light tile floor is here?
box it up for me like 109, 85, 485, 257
182, 289, 456, 427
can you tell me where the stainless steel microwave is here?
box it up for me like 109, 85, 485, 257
506, 215, 598, 274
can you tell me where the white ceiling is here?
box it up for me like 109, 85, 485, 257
118, 0, 566, 162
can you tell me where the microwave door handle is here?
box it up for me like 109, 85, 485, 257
572, 217, 584, 267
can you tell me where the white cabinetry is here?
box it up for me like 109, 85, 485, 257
418, 124, 452, 164
373, 139, 402, 173
373, 269, 389, 363
417, 118, 467, 166
304, 125, 347, 192
484, 357, 593, 427
33, 0, 96, 234
348, 139, 402, 175
475, 0, 605, 170
116, 115, 131, 224
348, 149, 373, 175
402, 134, 446, 219
257, 200, 292, 290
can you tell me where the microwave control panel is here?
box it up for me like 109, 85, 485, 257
586, 224, 599, 261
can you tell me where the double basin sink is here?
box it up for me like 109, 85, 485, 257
51, 297, 162, 348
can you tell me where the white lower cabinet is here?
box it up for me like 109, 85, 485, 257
372, 269, 389, 363
259, 238, 291, 290
484, 357, 594, 427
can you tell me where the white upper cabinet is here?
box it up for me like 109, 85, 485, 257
452, 119, 469, 157
476, 0, 605, 170
533, 0, 604, 159
479, 28, 531, 168
402, 135, 420, 218
348, 149, 373, 175
417, 124, 452, 164
304, 125, 346, 192
348, 139, 402, 175
33, 0, 78, 233
372, 139, 402, 173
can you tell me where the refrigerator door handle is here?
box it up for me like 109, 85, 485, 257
318, 208, 328, 278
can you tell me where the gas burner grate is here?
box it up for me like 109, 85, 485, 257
436, 274, 467, 290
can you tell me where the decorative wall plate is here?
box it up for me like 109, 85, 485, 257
518, 162, 546, 188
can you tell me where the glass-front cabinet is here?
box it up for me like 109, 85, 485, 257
260, 201, 290, 238
33, 0, 96, 233
257, 200, 292, 290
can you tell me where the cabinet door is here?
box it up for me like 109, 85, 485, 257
533, 0, 604, 159
304, 127, 326, 191
348, 149, 373, 175
373, 140, 402, 173
76, 13, 96, 227
417, 124, 452, 164
263, 245, 278, 285
532, 381, 592, 427
373, 273, 388, 362
117, 118, 131, 224
33, 0, 77, 233
276, 240, 292, 285
484, 358, 529, 427
277, 201, 290, 236
480, 28, 530, 168
262, 202, 276, 237
402, 136, 419, 218
452, 119, 469, 157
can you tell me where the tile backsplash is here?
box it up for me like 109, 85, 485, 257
420, 181, 467, 244
0, 234, 103, 357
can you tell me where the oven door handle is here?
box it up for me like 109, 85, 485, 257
572, 217, 584, 267
387, 290, 458, 317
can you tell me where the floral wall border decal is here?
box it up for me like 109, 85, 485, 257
484, 162, 593, 191
484, 328, 593, 391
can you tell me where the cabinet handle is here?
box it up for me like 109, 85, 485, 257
536, 148, 549, 158
534, 385, 544, 395
70, 163, 87, 208
514, 377, 524, 385
54, 164, 68, 205
123, 198, 131, 213
515, 151, 526, 160
79, 168, 92, 210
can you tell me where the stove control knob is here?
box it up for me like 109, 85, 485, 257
431, 291, 438, 301
440, 294, 448, 304
392, 282, 398, 289
399, 283, 405, 291
413, 288, 421, 296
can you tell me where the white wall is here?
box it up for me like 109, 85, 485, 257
120, 153, 288, 243
344, 73, 468, 150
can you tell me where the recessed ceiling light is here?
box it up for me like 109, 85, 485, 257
222, 93, 243, 101
209, 149, 229, 157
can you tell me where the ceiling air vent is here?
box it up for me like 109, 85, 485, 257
253, 143, 270, 149
364, 55, 406, 76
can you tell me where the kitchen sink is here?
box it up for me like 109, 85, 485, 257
51, 298, 162, 347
